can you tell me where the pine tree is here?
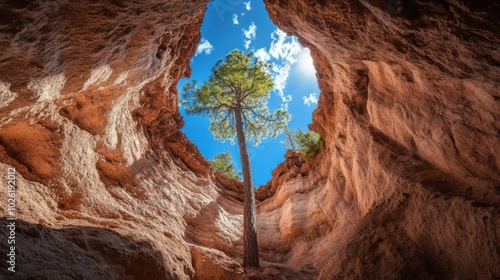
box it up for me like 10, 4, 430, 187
212, 152, 242, 180
287, 129, 324, 159
181, 49, 289, 268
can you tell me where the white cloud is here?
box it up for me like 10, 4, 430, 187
243, 22, 256, 39
303, 92, 318, 106
244, 1, 251, 11
232, 14, 239, 25
273, 63, 293, 106
242, 22, 257, 49
195, 38, 214, 56
244, 40, 252, 50
269, 29, 302, 64
253, 28, 304, 109
255, 48, 270, 62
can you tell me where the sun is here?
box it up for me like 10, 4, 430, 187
297, 48, 317, 77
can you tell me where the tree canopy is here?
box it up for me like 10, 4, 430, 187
283, 128, 324, 159
211, 152, 242, 180
181, 49, 290, 146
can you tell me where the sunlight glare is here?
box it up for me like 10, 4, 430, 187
298, 48, 316, 77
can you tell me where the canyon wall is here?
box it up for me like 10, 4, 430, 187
0, 0, 499, 279
0, 1, 246, 279
262, 0, 500, 278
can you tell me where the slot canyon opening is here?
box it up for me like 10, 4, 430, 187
178, 0, 321, 187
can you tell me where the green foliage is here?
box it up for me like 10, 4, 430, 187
281, 126, 296, 151
284, 129, 324, 159
211, 152, 242, 180
181, 49, 290, 146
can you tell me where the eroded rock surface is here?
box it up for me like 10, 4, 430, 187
0, 0, 499, 279
0, 1, 243, 279
262, 0, 500, 278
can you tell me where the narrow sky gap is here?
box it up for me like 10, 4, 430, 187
178, 0, 320, 186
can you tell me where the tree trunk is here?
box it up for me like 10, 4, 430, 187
234, 106, 260, 268
285, 126, 296, 151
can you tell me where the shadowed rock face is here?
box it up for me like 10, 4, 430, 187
0, 0, 499, 279
0, 218, 173, 279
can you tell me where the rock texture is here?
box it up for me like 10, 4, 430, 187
0, 0, 499, 279
0, 1, 245, 279
262, 0, 500, 278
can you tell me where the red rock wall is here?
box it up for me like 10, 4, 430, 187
261, 0, 500, 278
0, 1, 246, 279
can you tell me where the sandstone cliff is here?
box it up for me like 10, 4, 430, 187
262, 0, 500, 278
0, 0, 499, 279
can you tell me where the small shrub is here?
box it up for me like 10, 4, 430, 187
211, 152, 242, 180
285, 129, 324, 159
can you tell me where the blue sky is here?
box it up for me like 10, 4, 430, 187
178, 0, 320, 187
